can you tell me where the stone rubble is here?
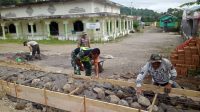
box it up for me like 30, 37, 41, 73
0, 66, 200, 112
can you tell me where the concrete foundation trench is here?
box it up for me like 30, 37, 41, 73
0, 66, 200, 112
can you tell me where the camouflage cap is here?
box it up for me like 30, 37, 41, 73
149, 54, 162, 63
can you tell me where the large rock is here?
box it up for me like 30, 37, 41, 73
157, 106, 164, 112
25, 103, 33, 111
116, 90, 125, 99
31, 79, 41, 86
41, 77, 51, 83
138, 95, 151, 106
103, 82, 113, 90
105, 90, 115, 95
67, 78, 74, 84
109, 95, 120, 104
93, 87, 103, 93
17, 74, 25, 80
15, 102, 27, 110
44, 82, 53, 90
83, 90, 97, 99
147, 105, 158, 112
159, 103, 168, 111
63, 84, 72, 93
118, 100, 129, 106
93, 87, 105, 99
166, 106, 178, 112
130, 102, 141, 109
74, 85, 85, 95
125, 97, 133, 104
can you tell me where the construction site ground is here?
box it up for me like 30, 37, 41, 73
0, 26, 199, 112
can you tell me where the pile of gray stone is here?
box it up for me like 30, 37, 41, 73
0, 66, 200, 112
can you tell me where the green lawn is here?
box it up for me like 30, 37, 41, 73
0, 39, 76, 45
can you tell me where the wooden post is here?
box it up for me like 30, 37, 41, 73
0, 80, 3, 91
14, 82, 18, 98
84, 95, 87, 112
43, 88, 47, 106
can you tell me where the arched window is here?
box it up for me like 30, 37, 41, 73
50, 22, 59, 35
116, 20, 119, 28
9, 24, 16, 33
28, 24, 37, 33
73, 20, 84, 32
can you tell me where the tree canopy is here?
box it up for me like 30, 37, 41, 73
120, 7, 161, 22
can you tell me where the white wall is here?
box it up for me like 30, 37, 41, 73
1, 1, 120, 19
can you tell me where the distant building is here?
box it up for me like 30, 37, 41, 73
159, 14, 178, 32
0, 0, 137, 41
181, 5, 200, 39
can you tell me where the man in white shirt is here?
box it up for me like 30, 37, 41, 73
23, 41, 41, 60
136, 54, 178, 94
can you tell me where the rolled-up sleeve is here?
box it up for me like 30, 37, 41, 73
169, 66, 177, 84
164, 59, 177, 84
136, 63, 150, 87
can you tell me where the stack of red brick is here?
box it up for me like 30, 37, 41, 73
170, 38, 200, 77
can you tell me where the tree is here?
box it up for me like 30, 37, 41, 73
167, 8, 183, 21
120, 7, 161, 22
0, 0, 17, 6
21, 0, 35, 3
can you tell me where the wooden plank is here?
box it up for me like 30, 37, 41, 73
0, 61, 200, 99
72, 75, 200, 98
0, 80, 147, 112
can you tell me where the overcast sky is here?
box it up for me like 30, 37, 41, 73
111, 0, 196, 12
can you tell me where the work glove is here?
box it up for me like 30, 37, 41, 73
30, 52, 32, 56
164, 83, 172, 94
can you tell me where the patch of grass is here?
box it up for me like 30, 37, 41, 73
0, 39, 25, 44
0, 39, 76, 45
38, 40, 76, 45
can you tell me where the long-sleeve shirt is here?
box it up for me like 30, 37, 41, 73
136, 58, 177, 87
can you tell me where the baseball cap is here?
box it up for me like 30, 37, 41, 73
149, 54, 162, 63
82, 32, 87, 35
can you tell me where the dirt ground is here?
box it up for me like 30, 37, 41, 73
0, 27, 183, 112
0, 27, 182, 76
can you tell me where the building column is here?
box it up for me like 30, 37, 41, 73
125, 19, 128, 34
108, 20, 110, 36
123, 19, 126, 35
14, 23, 19, 38
131, 20, 133, 30
119, 19, 121, 34
29, 22, 34, 38
1, 23, 6, 39
45, 22, 50, 37
101, 19, 105, 40
63, 21, 68, 40
114, 19, 117, 39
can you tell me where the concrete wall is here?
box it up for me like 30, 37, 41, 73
1, 1, 120, 19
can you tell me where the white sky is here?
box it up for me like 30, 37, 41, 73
111, 0, 197, 12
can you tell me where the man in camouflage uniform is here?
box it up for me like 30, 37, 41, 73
71, 47, 100, 77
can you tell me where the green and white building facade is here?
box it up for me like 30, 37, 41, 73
0, 0, 137, 41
